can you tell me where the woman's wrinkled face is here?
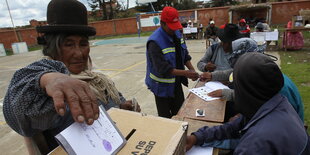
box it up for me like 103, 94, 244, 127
59, 35, 90, 74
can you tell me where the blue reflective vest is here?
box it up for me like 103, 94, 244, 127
145, 27, 187, 97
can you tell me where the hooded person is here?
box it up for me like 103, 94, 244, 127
3, 0, 140, 153
197, 24, 240, 73
238, 19, 250, 37
186, 52, 310, 154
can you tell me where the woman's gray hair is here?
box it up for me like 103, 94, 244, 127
42, 34, 67, 59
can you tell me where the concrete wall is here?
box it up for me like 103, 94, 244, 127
0, 0, 309, 49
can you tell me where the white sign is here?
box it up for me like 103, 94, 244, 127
190, 27, 198, 33
11, 42, 28, 54
251, 31, 279, 42
183, 28, 191, 34
140, 16, 160, 27
265, 31, 279, 41
138, 0, 157, 4
250, 32, 265, 42
0, 44, 6, 56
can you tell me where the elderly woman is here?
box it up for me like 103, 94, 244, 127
3, 0, 139, 153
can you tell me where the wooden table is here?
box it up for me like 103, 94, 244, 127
173, 80, 227, 155
283, 27, 310, 51
176, 81, 227, 123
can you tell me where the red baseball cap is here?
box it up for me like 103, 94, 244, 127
161, 6, 182, 31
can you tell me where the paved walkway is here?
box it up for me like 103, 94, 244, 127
0, 38, 280, 154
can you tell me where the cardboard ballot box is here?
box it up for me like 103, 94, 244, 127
109, 108, 188, 155
49, 108, 188, 155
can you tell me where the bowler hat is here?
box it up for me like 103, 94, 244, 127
217, 24, 240, 42
36, 0, 96, 36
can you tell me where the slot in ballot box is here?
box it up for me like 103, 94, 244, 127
49, 108, 188, 155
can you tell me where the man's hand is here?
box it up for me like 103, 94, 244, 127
208, 89, 222, 97
120, 100, 141, 112
186, 135, 197, 151
205, 62, 216, 72
41, 73, 99, 125
185, 70, 199, 81
200, 72, 212, 82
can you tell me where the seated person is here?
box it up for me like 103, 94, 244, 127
261, 19, 271, 31
187, 20, 193, 28
201, 37, 304, 122
205, 21, 219, 46
255, 22, 265, 32
238, 19, 250, 37
197, 24, 240, 72
3, 0, 140, 153
186, 53, 310, 154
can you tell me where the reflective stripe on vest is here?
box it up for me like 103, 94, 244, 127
162, 47, 175, 54
181, 38, 185, 44
150, 73, 175, 83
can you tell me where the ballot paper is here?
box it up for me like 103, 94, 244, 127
55, 107, 126, 155
186, 146, 213, 155
189, 81, 229, 101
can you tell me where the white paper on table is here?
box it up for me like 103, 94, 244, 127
183, 28, 191, 34
204, 81, 229, 90
189, 81, 229, 101
265, 31, 279, 41
250, 32, 265, 42
190, 27, 198, 33
55, 107, 126, 155
186, 146, 213, 155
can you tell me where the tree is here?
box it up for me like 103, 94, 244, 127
88, 0, 108, 20
174, 0, 197, 10
135, 0, 196, 12
207, 0, 239, 7
109, 0, 114, 19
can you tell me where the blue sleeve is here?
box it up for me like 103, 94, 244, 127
192, 116, 244, 146
147, 41, 173, 76
280, 74, 304, 122
184, 48, 192, 63
3, 59, 70, 137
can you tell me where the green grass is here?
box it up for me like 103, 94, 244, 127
280, 51, 310, 133
28, 45, 42, 51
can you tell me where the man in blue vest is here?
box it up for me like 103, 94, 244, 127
145, 6, 199, 118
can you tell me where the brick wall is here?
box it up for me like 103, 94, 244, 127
0, 0, 309, 49
271, 0, 310, 25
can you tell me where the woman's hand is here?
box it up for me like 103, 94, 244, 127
208, 89, 222, 97
186, 135, 197, 151
120, 100, 141, 112
205, 62, 216, 72
40, 72, 99, 125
